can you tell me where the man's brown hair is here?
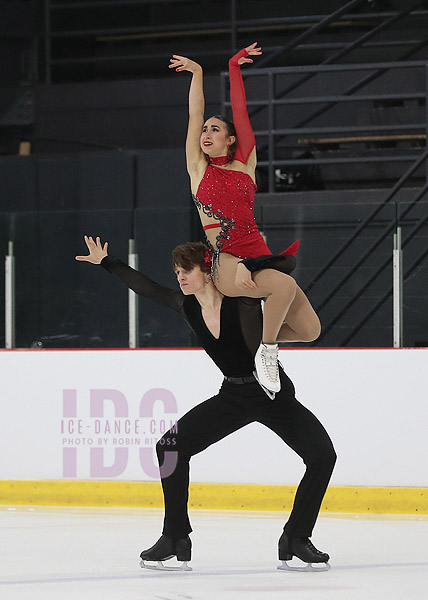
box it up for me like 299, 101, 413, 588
172, 242, 209, 274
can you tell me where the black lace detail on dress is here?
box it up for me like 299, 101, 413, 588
192, 194, 236, 279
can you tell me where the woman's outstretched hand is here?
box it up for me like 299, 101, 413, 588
238, 42, 263, 65
75, 235, 108, 264
169, 55, 202, 74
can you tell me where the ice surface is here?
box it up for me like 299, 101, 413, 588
0, 506, 427, 600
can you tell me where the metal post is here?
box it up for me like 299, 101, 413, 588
44, 0, 51, 84
5, 241, 15, 349
230, 0, 237, 53
128, 239, 139, 349
268, 72, 274, 193
393, 227, 403, 348
220, 71, 227, 118
426, 62, 428, 184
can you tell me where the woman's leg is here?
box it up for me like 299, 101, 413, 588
215, 254, 320, 343
276, 285, 321, 343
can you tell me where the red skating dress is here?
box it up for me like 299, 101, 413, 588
193, 47, 298, 276
192, 164, 270, 257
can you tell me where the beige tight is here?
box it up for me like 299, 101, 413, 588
215, 254, 321, 344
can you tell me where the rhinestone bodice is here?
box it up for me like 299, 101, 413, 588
192, 165, 259, 251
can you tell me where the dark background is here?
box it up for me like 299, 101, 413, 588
1, 0, 427, 348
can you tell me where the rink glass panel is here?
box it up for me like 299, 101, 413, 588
1, 201, 427, 348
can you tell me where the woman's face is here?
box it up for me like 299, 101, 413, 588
200, 117, 235, 157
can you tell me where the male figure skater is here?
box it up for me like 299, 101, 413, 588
76, 236, 336, 572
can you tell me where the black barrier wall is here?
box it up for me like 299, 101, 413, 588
0, 150, 197, 348
1, 195, 428, 349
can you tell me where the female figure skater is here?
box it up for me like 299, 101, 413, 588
169, 43, 321, 394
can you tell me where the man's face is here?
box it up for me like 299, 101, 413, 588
174, 264, 208, 295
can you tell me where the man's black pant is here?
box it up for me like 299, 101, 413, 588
156, 370, 336, 541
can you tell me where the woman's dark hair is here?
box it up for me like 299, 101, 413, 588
210, 115, 237, 156
172, 242, 210, 274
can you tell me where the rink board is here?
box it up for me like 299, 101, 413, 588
0, 348, 427, 512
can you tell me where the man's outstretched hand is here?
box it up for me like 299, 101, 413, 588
75, 235, 108, 264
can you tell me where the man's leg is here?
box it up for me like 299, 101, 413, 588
256, 371, 336, 539
156, 384, 253, 541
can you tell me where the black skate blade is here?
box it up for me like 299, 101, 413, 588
139, 559, 192, 572
278, 560, 330, 572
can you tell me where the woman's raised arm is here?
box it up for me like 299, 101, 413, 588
229, 42, 262, 169
169, 55, 206, 178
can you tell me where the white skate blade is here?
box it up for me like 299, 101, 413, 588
139, 559, 192, 572
278, 560, 330, 572
253, 371, 276, 400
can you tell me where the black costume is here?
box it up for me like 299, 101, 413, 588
101, 256, 336, 542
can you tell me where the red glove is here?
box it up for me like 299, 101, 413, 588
229, 48, 256, 164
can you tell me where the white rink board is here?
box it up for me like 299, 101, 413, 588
0, 348, 427, 486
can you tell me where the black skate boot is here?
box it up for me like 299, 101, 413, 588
278, 533, 330, 572
139, 535, 192, 571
